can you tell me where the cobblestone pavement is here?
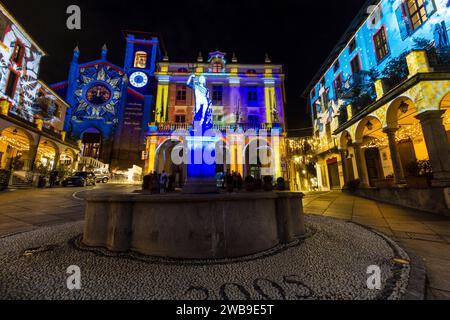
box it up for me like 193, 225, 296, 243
303, 191, 450, 300
0, 187, 448, 299
0, 184, 136, 238
0, 216, 409, 300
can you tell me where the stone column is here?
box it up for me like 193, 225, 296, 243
416, 110, 450, 187
53, 153, 61, 170
383, 127, 406, 186
27, 141, 40, 172
353, 143, 370, 188
339, 149, 349, 187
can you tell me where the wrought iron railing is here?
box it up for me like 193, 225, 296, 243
154, 122, 277, 134
337, 71, 373, 99
427, 47, 450, 72
382, 73, 408, 93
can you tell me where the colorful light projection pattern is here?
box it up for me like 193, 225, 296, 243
0, 22, 43, 122
74, 64, 125, 123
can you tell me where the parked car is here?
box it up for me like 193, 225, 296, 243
62, 172, 96, 187
94, 169, 110, 184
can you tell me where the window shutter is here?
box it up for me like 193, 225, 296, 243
424, 0, 437, 17
395, 2, 411, 40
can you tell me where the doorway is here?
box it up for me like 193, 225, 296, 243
365, 148, 383, 187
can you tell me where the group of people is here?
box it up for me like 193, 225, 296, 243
143, 171, 177, 194
224, 171, 244, 191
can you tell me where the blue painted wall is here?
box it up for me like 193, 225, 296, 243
309, 0, 450, 108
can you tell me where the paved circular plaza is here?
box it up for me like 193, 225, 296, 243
0, 216, 411, 300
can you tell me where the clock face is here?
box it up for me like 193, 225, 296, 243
130, 72, 149, 88
85, 84, 112, 106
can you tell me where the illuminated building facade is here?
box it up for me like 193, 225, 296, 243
145, 52, 287, 182
0, 2, 79, 187
306, 0, 450, 193
52, 31, 162, 171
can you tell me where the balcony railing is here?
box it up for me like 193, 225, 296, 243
337, 71, 373, 99
338, 107, 349, 127
427, 47, 450, 72
381, 73, 408, 93
381, 54, 409, 93
152, 122, 279, 134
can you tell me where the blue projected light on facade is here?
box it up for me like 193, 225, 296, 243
308, 0, 450, 123
51, 32, 162, 168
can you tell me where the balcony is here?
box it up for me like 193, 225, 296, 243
337, 71, 373, 99
427, 47, 450, 72
149, 122, 278, 135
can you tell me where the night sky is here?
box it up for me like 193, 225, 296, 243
2, 0, 365, 133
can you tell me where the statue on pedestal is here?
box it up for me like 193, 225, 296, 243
187, 74, 213, 132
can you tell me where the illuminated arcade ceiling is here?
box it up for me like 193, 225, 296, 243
0, 128, 31, 152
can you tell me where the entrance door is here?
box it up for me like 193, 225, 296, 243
398, 139, 417, 176
365, 148, 382, 187
327, 158, 341, 189
82, 132, 102, 159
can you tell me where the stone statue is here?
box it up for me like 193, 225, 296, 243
187, 74, 213, 132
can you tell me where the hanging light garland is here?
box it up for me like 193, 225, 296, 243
0, 135, 31, 152
362, 121, 425, 149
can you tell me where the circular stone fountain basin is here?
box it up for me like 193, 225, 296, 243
82, 192, 306, 260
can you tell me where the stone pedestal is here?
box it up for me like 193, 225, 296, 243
183, 135, 219, 194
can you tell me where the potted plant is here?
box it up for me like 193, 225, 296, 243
244, 176, 256, 192
263, 176, 274, 192
373, 174, 394, 188
405, 160, 432, 188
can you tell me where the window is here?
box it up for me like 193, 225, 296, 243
312, 100, 319, 120
175, 115, 186, 123
176, 85, 187, 105
333, 60, 340, 73
212, 63, 223, 73
247, 88, 258, 106
350, 55, 362, 74
373, 27, 389, 61
11, 42, 25, 66
333, 73, 344, 97
406, 0, 428, 30
247, 69, 257, 76
348, 38, 357, 53
212, 86, 223, 105
134, 51, 147, 69
5, 71, 19, 98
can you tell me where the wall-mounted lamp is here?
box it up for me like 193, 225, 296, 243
399, 101, 409, 114
366, 120, 374, 131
